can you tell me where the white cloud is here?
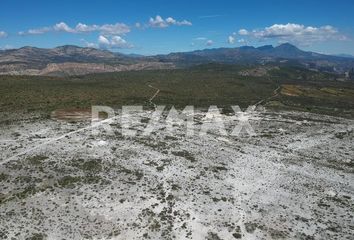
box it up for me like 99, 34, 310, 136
0, 31, 7, 38
75, 23, 98, 32
74, 22, 130, 35
238, 38, 247, 45
135, 22, 142, 28
238, 29, 249, 35
19, 27, 51, 35
98, 35, 110, 45
98, 23, 130, 35
18, 16, 189, 37
80, 39, 98, 48
149, 15, 167, 28
87, 42, 98, 48
192, 37, 214, 46
228, 35, 235, 44
19, 22, 130, 36
111, 36, 131, 48
28, 27, 51, 35
206, 40, 213, 46
148, 15, 192, 28
241, 23, 347, 45
166, 17, 177, 25
86, 42, 97, 48
98, 35, 133, 49
54, 22, 75, 32
176, 20, 192, 26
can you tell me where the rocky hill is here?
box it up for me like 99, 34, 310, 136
1, 43, 354, 76
153, 43, 354, 73
0, 45, 173, 76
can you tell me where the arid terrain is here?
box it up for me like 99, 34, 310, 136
0, 108, 353, 239
0, 48, 354, 240
2, 1, 354, 239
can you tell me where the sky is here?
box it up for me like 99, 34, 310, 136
0, 0, 354, 55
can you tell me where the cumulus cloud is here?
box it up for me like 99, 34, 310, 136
28, 27, 51, 35
19, 22, 130, 35
148, 15, 192, 28
149, 15, 167, 28
206, 40, 213, 46
81, 39, 98, 48
98, 23, 131, 35
191, 37, 214, 47
0, 31, 7, 38
240, 23, 347, 45
98, 35, 133, 49
238, 38, 247, 45
75, 23, 98, 33
238, 29, 249, 36
111, 36, 132, 48
176, 20, 193, 26
18, 16, 190, 37
228, 35, 235, 44
98, 35, 110, 45
54, 22, 75, 32
166, 17, 176, 25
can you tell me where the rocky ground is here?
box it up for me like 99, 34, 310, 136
0, 109, 353, 239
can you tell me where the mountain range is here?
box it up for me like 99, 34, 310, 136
0, 43, 353, 76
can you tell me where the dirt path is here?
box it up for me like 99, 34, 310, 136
255, 85, 281, 106
147, 84, 160, 107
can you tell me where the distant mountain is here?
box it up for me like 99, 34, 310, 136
0, 45, 173, 76
333, 54, 354, 59
256, 45, 274, 51
151, 43, 354, 73
0, 43, 353, 76
266, 43, 313, 58
0, 45, 132, 67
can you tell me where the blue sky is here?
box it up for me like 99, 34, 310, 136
0, 0, 354, 55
